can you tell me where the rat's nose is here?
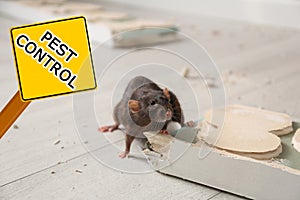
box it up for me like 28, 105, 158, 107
166, 109, 172, 119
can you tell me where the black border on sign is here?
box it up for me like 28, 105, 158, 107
10, 16, 97, 102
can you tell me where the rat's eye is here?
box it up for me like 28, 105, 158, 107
150, 100, 156, 105
160, 96, 170, 102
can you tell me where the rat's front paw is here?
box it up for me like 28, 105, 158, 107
159, 130, 169, 135
186, 121, 196, 127
119, 151, 129, 159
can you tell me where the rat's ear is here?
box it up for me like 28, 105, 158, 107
128, 100, 140, 113
163, 88, 171, 100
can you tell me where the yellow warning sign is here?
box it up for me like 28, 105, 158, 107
10, 16, 96, 101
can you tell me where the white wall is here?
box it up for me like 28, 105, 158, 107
102, 0, 300, 29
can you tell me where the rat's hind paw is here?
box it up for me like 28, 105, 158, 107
159, 130, 169, 135
98, 126, 109, 132
98, 125, 119, 132
119, 151, 129, 159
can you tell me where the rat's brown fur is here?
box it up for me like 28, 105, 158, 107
99, 76, 184, 158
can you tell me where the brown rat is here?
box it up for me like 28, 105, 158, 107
99, 76, 185, 158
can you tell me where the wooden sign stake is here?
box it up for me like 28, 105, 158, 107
0, 91, 31, 138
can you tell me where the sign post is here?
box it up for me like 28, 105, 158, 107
0, 91, 30, 138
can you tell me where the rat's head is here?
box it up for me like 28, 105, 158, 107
128, 86, 173, 125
